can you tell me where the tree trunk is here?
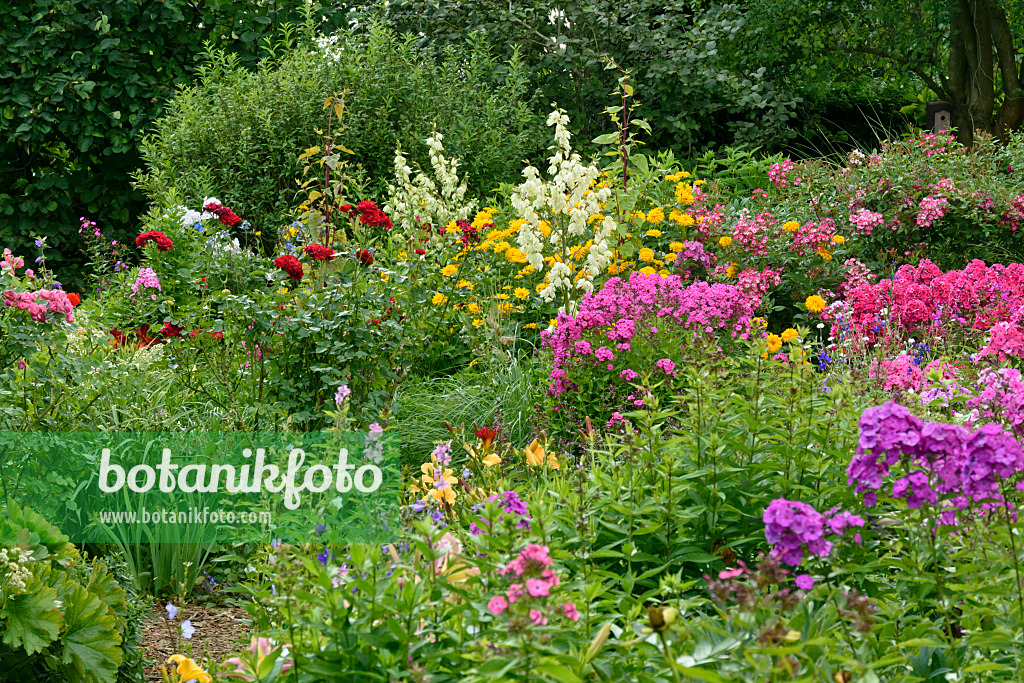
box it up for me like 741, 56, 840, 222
991, 4, 1024, 140
947, 0, 996, 146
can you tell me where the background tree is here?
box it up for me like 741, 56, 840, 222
0, 0, 352, 281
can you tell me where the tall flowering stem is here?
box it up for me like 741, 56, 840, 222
512, 108, 617, 316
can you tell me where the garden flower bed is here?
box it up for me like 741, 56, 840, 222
5, 80, 1024, 682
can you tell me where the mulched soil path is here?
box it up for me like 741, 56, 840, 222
142, 603, 252, 682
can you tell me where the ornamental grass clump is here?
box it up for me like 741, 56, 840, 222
541, 271, 760, 423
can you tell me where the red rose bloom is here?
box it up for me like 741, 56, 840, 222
274, 254, 304, 280
303, 244, 336, 261
415, 248, 425, 255
340, 203, 353, 213
203, 202, 242, 227
66, 293, 81, 306
136, 230, 173, 251
159, 321, 183, 338
356, 249, 374, 266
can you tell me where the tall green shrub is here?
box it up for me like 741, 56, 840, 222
136, 25, 544, 244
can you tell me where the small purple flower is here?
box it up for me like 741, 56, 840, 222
165, 603, 178, 620
795, 574, 815, 590
180, 619, 195, 639
315, 523, 326, 536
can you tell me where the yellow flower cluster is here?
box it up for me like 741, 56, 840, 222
675, 182, 695, 206
782, 221, 800, 232
805, 295, 826, 312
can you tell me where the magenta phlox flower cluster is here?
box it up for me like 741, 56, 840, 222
470, 490, 532, 536
487, 543, 577, 624
541, 272, 759, 396
848, 402, 1024, 515
763, 499, 864, 566
3, 289, 75, 323
1000, 194, 1024, 232
868, 356, 954, 394
836, 259, 1024, 341
681, 240, 713, 268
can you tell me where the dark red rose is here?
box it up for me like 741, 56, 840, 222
356, 249, 374, 266
274, 254, 304, 280
303, 244, 336, 261
415, 248, 425, 255
340, 203, 352, 213
159, 321, 183, 338
136, 230, 173, 251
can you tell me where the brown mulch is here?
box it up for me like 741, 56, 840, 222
142, 603, 252, 682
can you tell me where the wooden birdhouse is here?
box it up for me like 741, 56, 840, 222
926, 101, 953, 134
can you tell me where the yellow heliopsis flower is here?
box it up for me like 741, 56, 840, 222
832, 235, 845, 244
538, 221, 552, 237
639, 266, 657, 276
632, 210, 647, 223
505, 248, 527, 264
817, 247, 833, 261
432, 293, 448, 306
725, 263, 738, 278
669, 209, 694, 226
493, 293, 509, 300
664, 253, 678, 262
718, 236, 733, 247
646, 229, 662, 238
472, 319, 484, 328
514, 287, 530, 300
467, 302, 482, 314
380, 272, 389, 282
638, 248, 655, 263
766, 334, 783, 353
522, 322, 538, 329
805, 295, 826, 312
277, 288, 289, 294
665, 171, 690, 182
669, 241, 684, 252
781, 328, 799, 343
445, 221, 459, 234
646, 207, 665, 224
782, 221, 800, 232
675, 183, 695, 205
549, 318, 558, 327
441, 264, 459, 277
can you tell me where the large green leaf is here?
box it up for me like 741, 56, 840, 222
58, 583, 123, 683
85, 562, 128, 629
0, 580, 62, 654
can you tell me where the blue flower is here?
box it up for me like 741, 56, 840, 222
317, 545, 333, 566
314, 523, 326, 536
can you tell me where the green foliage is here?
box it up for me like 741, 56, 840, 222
0, 0, 357, 287
136, 23, 543, 245
386, 0, 802, 155
0, 502, 139, 683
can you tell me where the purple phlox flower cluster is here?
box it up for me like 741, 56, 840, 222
334, 384, 351, 406
681, 240, 712, 268
655, 358, 676, 377
364, 422, 384, 463
763, 499, 864, 566
470, 490, 532, 536
848, 401, 1024, 519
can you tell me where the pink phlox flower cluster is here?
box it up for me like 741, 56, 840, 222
131, 267, 162, 297
841, 259, 1024, 341
966, 367, 1024, 438
541, 272, 759, 396
681, 240, 713, 269
930, 177, 955, 195
763, 499, 864, 566
735, 267, 782, 301
3, 289, 75, 323
976, 321, 1024, 362
916, 196, 949, 227
489, 543, 575, 623
655, 358, 676, 376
